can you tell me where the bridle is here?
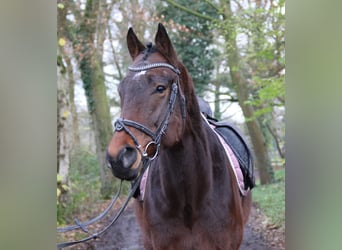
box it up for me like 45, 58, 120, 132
56, 62, 186, 248
114, 62, 186, 160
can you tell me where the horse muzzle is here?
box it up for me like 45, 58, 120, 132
106, 145, 141, 181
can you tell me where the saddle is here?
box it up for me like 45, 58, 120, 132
206, 116, 255, 191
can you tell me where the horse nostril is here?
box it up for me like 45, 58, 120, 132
106, 150, 115, 169
106, 146, 137, 170
119, 146, 137, 169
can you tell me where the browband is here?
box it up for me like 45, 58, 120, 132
128, 63, 180, 75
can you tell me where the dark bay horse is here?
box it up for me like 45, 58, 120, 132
106, 23, 252, 250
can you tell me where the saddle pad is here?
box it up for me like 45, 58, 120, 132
207, 117, 255, 190
210, 124, 248, 195
138, 166, 149, 201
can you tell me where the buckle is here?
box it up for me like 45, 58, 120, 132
144, 141, 159, 160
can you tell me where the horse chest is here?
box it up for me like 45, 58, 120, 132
140, 201, 234, 250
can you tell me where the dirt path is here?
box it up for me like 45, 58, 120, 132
71, 202, 284, 250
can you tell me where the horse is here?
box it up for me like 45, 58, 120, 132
106, 23, 252, 250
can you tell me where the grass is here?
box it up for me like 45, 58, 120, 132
252, 168, 285, 229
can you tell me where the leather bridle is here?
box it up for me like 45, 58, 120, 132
114, 62, 186, 160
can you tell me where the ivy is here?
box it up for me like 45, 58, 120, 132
79, 58, 96, 113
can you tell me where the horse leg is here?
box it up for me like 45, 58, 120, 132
134, 201, 153, 249
241, 191, 252, 225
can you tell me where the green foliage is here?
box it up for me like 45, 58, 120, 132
253, 168, 285, 228
273, 168, 285, 182
57, 148, 101, 225
234, 1, 285, 121
254, 78, 284, 106
245, 76, 285, 121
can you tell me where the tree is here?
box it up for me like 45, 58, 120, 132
240, 0, 285, 161
66, 54, 81, 147
57, 0, 80, 148
163, 0, 285, 184
58, 0, 115, 198
57, 2, 73, 193
219, 0, 274, 184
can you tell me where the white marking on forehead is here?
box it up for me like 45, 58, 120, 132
133, 70, 146, 79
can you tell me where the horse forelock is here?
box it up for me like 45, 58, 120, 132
139, 44, 175, 67
142, 42, 157, 61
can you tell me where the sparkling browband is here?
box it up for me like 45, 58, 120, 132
128, 63, 180, 75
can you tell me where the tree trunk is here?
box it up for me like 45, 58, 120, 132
72, 0, 116, 198
57, 3, 72, 187
266, 121, 285, 160
62, 52, 80, 147
235, 74, 274, 184
58, 0, 119, 198
89, 54, 115, 198
223, 0, 274, 184
213, 80, 221, 120
57, 54, 72, 194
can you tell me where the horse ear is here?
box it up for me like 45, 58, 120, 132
127, 27, 145, 60
155, 23, 178, 64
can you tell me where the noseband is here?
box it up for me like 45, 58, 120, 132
114, 62, 186, 160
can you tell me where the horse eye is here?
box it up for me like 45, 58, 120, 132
156, 85, 166, 93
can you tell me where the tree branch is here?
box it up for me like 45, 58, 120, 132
265, 122, 285, 159
205, 88, 238, 101
163, 0, 216, 22
217, 97, 239, 103
107, 25, 123, 80
204, 0, 220, 12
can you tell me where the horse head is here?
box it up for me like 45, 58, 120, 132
106, 23, 193, 181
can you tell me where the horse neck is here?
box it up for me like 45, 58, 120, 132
157, 111, 212, 208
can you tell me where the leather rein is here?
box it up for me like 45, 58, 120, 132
56, 62, 185, 248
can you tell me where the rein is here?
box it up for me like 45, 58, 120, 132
56, 158, 151, 248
